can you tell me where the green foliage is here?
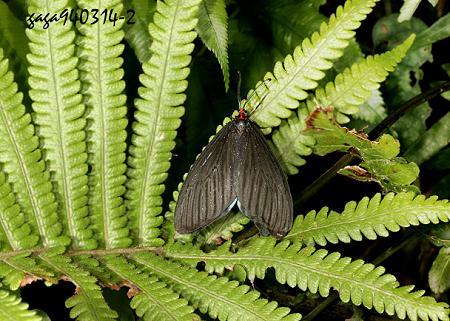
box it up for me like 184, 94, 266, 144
411, 13, 450, 50
125, 0, 201, 247
429, 247, 450, 294
247, 0, 380, 129
272, 35, 414, 174
353, 89, 386, 124
77, 0, 130, 249
41, 252, 117, 321
0, 290, 41, 321
123, 0, 156, 64
286, 192, 450, 246
0, 172, 38, 251
167, 238, 449, 321
304, 108, 420, 192
398, 0, 439, 22
0, 0, 449, 320
404, 112, 450, 165
134, 252, 301, 321
196, 212, 250, 245
103, 255, 199, 321
26, 0, 89, 249
0, 49, 65, 248
373, 14, 434, 150
0, 1, 28, 89
197, 0, 229, 90
266, 0, 326, 55
311, 35, 415, 121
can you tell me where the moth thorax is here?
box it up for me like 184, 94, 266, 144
235, 119, 249, 134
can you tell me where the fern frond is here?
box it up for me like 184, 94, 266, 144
303, 109, 420, 193
74, 255, 120, 286
77, 0, 130, 249
197, 0, 229, 90
0, 289, 42, 321
411, 12, 450, 50
398, 0, 438, 22
0, 172, 38, 251
103, 255, 198, 321
126, 0, 201, 246
0, 49, 65, 247
133, 252, 302, 321
270, 107, 313, 173
0, 252, 51, 290
40, 253, 117, 321
124, 0, 156, 63
272, 36, 414, 174
168, 239, 450, 321
404, 112, 450, 165
286, 192, 450, 246
311, 35, 414, 119
0, 261, 26, 291
246, 0, 379, 129
354, 89, 387, 123
26, 0, 89, 248
429, 247, 450, 294
0, 2, 28, 89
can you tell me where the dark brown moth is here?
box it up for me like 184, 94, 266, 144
174, 100, 293, 238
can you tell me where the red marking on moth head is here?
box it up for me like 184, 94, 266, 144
237, 108, 248, 121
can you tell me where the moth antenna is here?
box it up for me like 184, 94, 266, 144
245, 78, 272, 117
236, 71, 242, 109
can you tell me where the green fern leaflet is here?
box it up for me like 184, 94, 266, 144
0, 0, 448, 320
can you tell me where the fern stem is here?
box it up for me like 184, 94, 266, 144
369, 80, 450, 139
0, 246, 162, 261
294, 81, 450, 208
294, 154, 353, 208
371, 232, 418, 266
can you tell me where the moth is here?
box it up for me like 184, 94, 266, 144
175, 80, 293, 238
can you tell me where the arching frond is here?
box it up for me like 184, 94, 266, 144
167, 239, 450, 321
103, 255, 198, 321
77, 0, 130, 249
0, 289, 42, 321
272, 35, 415, 174
133, 252, 302, 321
311, 34, 415, 119
26, 0, 90, 249
197, 0, 229, 90
126, 0, 201, 246
0, 49, 66, 248
246, 0, 379, 129
286, 192, 450, 246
